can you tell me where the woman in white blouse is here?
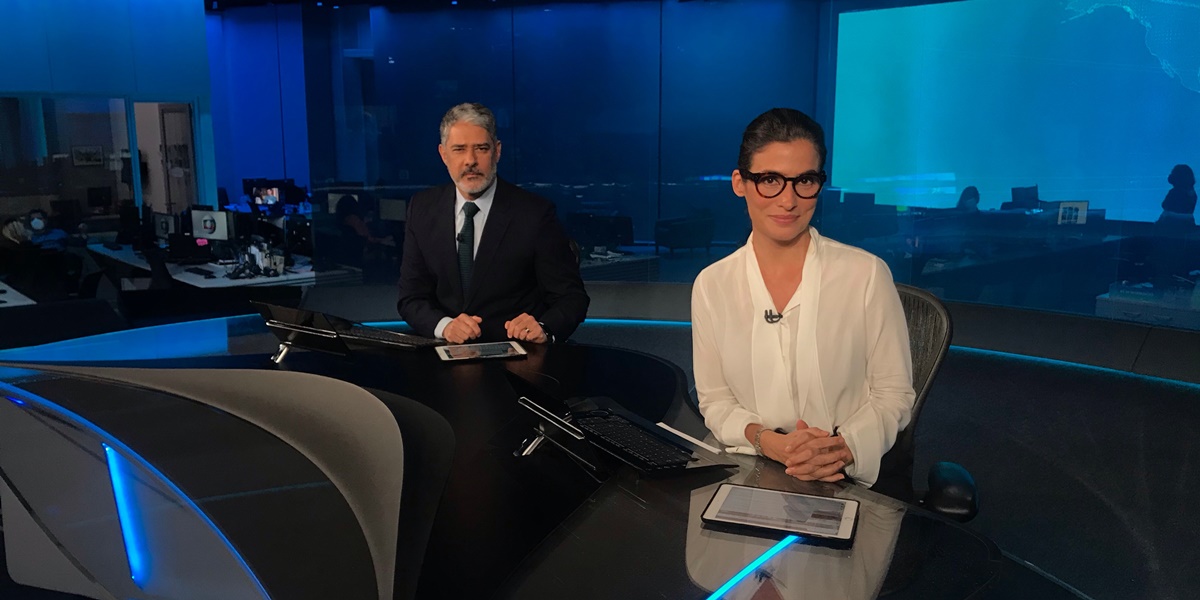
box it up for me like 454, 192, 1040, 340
692, 108, 915, 490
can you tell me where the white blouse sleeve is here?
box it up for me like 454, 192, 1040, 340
837, 258, 916, 487
692, 277, 760, 449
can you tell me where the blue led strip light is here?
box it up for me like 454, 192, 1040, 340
361, 317, 693, 329
705, 535, 800, 599
103, 444, 148, 587
0, 382, 271, 599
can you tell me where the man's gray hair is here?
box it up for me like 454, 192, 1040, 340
439, 103, 497, 144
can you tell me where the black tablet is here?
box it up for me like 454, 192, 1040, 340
701, 483, 859, 541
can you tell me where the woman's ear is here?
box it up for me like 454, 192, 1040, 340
731, 169, 747, 198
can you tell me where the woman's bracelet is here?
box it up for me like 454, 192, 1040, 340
753, 427, 786, 456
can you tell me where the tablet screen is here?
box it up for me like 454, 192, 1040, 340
704, 484, 856, 539
437, 341, 526, 360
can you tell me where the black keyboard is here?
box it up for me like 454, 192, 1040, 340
185, 267, 215, 276
343, 326, 444, 348
575, 412, 693, 470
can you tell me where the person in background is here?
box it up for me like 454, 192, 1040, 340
955, 186, 981, 213
3, 209, 69, 252
1158, 164, 1196, 226
335, 194, 391, 247
692, 108, 916, 497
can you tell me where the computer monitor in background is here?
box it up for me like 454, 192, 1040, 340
379, 198, 408, 222
191, 209, 230, 241
227, 210, 257, 242
1055, 201, 1090, 225
842, 192, 876, 210
286, 216, 313, 256
153, 213, 177, 239
565, 213, 634, 251
256, 216, 287, 248
1010, 185, 1039, 209
244, 178, 306, 206
87, 187, 114, 212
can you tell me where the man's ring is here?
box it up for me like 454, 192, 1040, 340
524, 327, 531, 333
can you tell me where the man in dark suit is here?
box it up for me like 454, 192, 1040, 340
398, 103, 589, 344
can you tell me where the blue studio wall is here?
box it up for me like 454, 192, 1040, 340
833, 0, 1200, 221
206, 5, 312, 201
354, 0, 821, 242
0, 0, 218, 206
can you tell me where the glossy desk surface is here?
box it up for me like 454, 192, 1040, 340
2, 331, 1065, 599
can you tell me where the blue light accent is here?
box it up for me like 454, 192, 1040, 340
316, 1, 322, 4
705, 535, 800, 599
585, 318, 691, 327
0, 382, 271, 599
950, 346, 1200, 392
360, 320, 409, 328
104, 444, 148, 587
0, 316, 231, 363
451, 0, 457, 4
362, 318, 693, 329
6, 396, 25, 406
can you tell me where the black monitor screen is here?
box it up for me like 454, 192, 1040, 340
1011, 185, 1039, 208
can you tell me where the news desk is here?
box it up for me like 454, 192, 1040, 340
0, 329, 1077, 599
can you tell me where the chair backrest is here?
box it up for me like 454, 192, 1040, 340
892, 283, 953, 460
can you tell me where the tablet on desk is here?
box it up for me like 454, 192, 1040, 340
702, 483, 858, 542
435, 341, 527, 361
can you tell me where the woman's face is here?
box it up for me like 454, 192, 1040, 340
732, 139, 821, 246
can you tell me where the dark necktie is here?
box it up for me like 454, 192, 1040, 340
458, 202, 480, 292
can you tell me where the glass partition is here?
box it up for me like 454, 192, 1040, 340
0, 97, 130, 304
195, 0, 1200, 332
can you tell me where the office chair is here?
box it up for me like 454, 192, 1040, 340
893, 283, 978, 522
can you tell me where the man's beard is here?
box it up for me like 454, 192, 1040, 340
458, 166, 496, 196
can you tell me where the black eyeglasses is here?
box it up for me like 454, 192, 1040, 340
739, 169, 827, 199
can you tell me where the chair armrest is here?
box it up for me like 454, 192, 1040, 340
923, 461, 978, 522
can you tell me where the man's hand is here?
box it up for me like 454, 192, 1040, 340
505, 313, 548, 344
444, 314, 483, 344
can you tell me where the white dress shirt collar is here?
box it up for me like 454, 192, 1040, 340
744, 229, 826, 428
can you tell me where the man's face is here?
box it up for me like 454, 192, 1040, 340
438, 121, 501, 199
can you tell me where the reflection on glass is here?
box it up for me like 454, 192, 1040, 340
686, 469, 903, 600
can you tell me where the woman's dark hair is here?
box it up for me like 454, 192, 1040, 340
1168, 164, 1195, 188
956, 186, 980, 208
737, 108, 827, 172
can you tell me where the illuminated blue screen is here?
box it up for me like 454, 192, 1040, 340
834, 0, 1200, 221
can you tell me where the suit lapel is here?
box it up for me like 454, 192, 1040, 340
466, 181, 513, 306
434, 185, 465, 307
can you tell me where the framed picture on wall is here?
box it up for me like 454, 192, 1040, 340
71, 146, 104, 167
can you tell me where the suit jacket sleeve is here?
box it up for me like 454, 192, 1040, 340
396, 193, 450, 337
532, 201, 589, 341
